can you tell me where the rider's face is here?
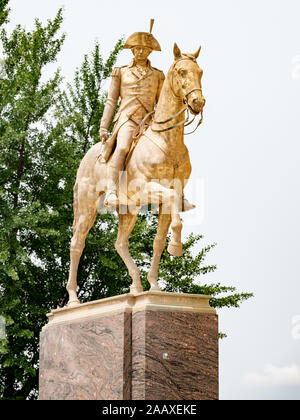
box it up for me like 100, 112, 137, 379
131, 46, 152, 63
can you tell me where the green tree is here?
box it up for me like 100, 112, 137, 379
0, 1, 9, 78
0, 4, 253, 399
0, 0, 10, 29
0, 6, 66, 399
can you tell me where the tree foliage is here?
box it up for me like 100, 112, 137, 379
0, 4, 253, 399
0, 0, 10, 29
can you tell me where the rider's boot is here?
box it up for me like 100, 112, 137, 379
104, 165, 120, 207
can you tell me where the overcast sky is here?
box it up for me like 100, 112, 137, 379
3, 0, 300, 400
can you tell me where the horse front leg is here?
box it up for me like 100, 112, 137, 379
115, 211, 143, 295
148, 207, 171, 290
167, 188, 183, 257
143, 182, 183, 257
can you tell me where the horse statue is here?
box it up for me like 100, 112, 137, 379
66, 43, 206, 306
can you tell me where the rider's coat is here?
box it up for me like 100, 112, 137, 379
99, 59, 165, 162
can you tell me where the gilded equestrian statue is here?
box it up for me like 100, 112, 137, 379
66, 29, 205, 306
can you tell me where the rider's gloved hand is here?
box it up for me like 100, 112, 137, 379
99, 127, 108, 142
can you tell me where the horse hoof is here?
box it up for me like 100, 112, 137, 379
130, 285, 143, 295
167, 242, 183, 257
67, 299, 80, 308
182, 199, 196, 213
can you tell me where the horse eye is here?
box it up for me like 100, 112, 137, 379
178, 69, 187, 77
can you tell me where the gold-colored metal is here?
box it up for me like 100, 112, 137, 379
123, 21, 161, 51
99, 59, 165, 163
149, 18, 154, 34
66, 42, 206, 307
123, 32, 161, 51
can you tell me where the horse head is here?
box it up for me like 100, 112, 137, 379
171, 43, 206, 115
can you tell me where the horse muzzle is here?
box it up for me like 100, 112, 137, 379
187, 97, 206, 115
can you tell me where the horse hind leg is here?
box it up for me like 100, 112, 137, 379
115, 211, 143, 295
67, 184, 98, 307
148, 208, 171, 291
67, 211, 97, 306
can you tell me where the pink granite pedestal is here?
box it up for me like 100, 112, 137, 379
39, 291, 218, 400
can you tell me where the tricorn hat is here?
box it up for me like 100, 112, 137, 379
123, 19, 161, 51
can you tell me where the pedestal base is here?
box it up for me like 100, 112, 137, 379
39, 291, 218, 400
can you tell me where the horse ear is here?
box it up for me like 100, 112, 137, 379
193, 46, 201, 59
173, 43, 182, 59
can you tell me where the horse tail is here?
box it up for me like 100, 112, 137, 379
72, 181, 79, 233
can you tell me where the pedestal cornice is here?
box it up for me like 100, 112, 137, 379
44, 291, 215, 330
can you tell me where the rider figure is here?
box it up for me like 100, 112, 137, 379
99, 26, 164, 207
99, 24, 195, 212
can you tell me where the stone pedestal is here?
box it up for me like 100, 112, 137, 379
39, 291, 218, 400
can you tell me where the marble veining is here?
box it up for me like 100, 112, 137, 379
39, 311, 131, 400
131, 310, 218, 400
39, 306, 218, 400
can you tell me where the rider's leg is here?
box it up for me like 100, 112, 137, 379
104, 165, 120, 206
105, 121, 137, 207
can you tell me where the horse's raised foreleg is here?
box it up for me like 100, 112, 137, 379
115, 211, 143, 295
67, 183, 98, 307
148, 206, 171, 290
167, 188, 183, 257
142, 181, 183, 257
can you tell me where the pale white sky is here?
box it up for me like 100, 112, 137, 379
4, 0, 300, 400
